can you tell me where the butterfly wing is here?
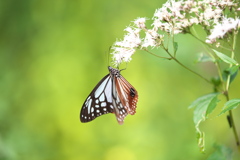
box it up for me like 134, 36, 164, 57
111, 75, 128, 125
115, 75, 138, 115
80, 74, 114, 122
109, 66, 138, 124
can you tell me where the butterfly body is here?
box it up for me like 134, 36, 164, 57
80, 66, 138, 124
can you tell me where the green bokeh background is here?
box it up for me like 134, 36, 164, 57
1, 0, 240, 160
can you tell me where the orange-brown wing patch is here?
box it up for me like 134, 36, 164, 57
115, 76, 138, 115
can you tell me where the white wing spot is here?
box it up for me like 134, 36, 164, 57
103, 108, 107, 111
101, 102, 107, 107
95, 99, 99, 104
91, 107, 94, 113
96, 105, 100, 108
95, 78, 109, 98
110, 105, 113, 109
87, 99, 92, 113
86, 96, 90, 101
105, 79, 112, 103
96, 110, 100, 113
99, 93, 105, 102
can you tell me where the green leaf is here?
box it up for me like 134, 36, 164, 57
189, 93, 220, 152
192, 99, 209, 125
207, 144, 232, 160
172, 42, 178, 56
195, 120, 205, 153
222, 65, 239, 83
189, 93, 219, 109
212, 49, 238, 65
211, 77, 221, 92
206, 95, 220, 115
227, 65, 239, 74
190, 93, 220, 124
173, 42, 178, 52
219, 99, 240, 116
195, 53, 214, 63
229, 66, 239, 83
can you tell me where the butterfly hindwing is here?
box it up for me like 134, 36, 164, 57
115, 75, 138, 115
111, 73, 128, 125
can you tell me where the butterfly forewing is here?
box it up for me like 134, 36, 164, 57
80, 74, 114, 122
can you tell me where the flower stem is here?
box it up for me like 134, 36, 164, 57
225, 91, 240, 150
189, 32, 210, 48
144, 46, 211, 83
163, 48, 211, 84
190, 29, 225, 89
229, 110, 240, 150
225, 32, 240, 150
143, 48, 172, 60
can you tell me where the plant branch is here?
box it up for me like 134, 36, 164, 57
225, 32, 240, 150
189, 29, 225, 90
225, 92, 240, 150
143, 48, 172, 60
188, 32, 210, 48
162, 47, 212, 84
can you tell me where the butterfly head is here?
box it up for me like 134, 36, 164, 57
108, 66, 121, 78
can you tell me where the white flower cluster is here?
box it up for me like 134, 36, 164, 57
111, 27, 141, 64
111, 0, 240, 66
206, 18, 240, 44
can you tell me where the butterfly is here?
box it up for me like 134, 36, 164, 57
80, 66, 138, 125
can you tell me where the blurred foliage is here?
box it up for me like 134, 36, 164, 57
206, 144, 232, 160
0, 0, 240, 160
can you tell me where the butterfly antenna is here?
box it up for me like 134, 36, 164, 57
120, 63, 128, 72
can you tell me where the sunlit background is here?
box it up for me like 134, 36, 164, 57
1, 0, 240, 160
